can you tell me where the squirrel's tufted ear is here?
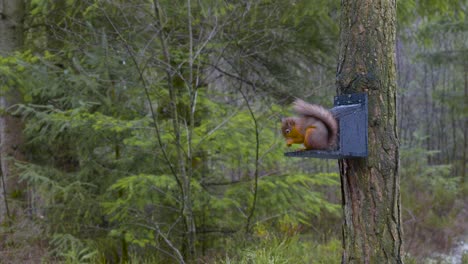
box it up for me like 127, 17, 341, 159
281, 117, 295, 125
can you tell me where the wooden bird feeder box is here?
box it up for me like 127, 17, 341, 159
284, 93, 368, 159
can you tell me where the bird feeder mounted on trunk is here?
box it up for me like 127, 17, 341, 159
284, 93, 368, 159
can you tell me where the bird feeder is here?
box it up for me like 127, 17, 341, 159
284, 93, 368, 159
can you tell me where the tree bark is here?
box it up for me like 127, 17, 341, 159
336, 0, 403, 263
463, 64, 467, 185
0, 0, 26, 224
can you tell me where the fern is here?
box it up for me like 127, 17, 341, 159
49, 233, 98, 264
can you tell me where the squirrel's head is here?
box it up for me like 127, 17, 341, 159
281, 117, 304, 147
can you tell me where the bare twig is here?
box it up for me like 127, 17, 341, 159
0, 168, 11, 225
239, 87, 260, 235
100, 6, 182, 192
134, 222, 186, 264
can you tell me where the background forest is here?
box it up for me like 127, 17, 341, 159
0, 0, 466, 263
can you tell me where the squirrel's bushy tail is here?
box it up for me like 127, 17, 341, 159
293, 99, 338, 147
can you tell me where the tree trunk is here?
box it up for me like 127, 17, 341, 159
336, 0, 403, 263
463, 64, 467, 185
0, 0, 26, 224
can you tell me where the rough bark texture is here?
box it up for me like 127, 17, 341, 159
336, 0, 403, 263
0, 0, 26, 223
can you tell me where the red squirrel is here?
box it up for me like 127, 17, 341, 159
281, 99, 338, 150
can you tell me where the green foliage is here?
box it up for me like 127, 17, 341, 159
0, 51, 38, 101
400, 135, 464, 258
11, 25, 341, 261
397, 11, 467, 255
224, 172, 340, 226
4, 29, 340, 264
2, 0, 464, 262
49, 234, 98, 263
397, 0, 466, 26
220, 235, 341, 264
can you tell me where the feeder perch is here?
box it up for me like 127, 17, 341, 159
284, 93, 368, 159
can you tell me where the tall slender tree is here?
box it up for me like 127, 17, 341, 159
0, 0, 26, 224
336, 0, 403, 263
